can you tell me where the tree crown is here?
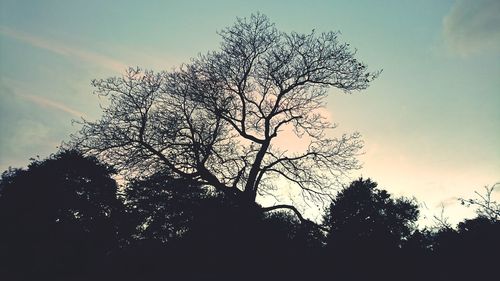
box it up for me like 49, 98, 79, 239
71, 13, 379, 213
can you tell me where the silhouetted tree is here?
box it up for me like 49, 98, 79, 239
419, 183, 500, 280
324, 178, 419, 246
0, 150, 124, 280
70, 13, 379, 221
427, 216, 500, 281
323, 178, 419, 280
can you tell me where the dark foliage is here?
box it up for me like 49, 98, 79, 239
1, 153, 498, 281
322, 178, 420, 280
123, 172, 212, 242
118, 171, 325, 280
0, 150, 125, 280
324, 178, 419, 245
427, 216, 500, 280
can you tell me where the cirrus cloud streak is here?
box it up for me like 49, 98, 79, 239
0, 25, 127, 73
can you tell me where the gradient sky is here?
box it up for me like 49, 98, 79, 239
1, 0, 499, 226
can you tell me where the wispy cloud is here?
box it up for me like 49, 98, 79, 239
2, 77, 85, 118
0, 26, 127, 72
442, 0, 500, 56
18, 93, 85, 118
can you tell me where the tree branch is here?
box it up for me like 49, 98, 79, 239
261, 204, 329, 231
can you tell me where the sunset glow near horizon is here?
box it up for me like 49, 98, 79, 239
1, 0, 499, 226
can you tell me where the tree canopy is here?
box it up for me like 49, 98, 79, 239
71, 13, 379, 215
324, 178, 419, 247
0, 150, 124, 280
322, 178, 420, 280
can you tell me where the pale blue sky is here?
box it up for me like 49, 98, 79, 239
1, 0, 499, 225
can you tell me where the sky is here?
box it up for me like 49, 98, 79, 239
1, 0, 499, 226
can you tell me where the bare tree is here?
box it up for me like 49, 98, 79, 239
460, 183, 500, 221
71, 13, 379, 221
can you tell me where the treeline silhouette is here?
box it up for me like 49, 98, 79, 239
0, 150, 498, 281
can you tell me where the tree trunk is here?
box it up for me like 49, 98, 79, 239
243, 141, 270, 202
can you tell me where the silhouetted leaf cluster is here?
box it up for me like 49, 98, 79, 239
0, 151, 124, 280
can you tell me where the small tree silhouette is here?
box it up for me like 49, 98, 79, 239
0, 150, 124, 280
323, 178, 419, 280
324, 178, 419, 246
